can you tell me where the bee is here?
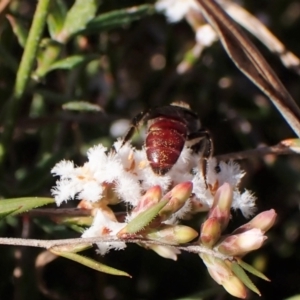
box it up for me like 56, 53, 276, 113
121, 102, 212, 181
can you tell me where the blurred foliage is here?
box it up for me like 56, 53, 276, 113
0, 0, 300, 299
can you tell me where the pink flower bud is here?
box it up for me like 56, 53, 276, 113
133, 185, 162, 213
200, 217, 221, 248
148, 245, 180, 261
233, 209, 277, 234
208, 182, 233, 231
201, 254, 247, 298
159, 182, 193, 219
217, 228, 267, 256
201, 254, 232, 284
168, 181, 193, 204
146, 225, 198, 244
222, 273, 247, 299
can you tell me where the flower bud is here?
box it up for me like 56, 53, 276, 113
201, 254, 232, 284
200, 217, 221, 248
132, 185, 162, 214
201, 254, 247, 298
148, 245, 180, 261
146, 224, 198, 244
159, 182, 193, 220
222, 273, 247, 299
208, 182, 233, 231
217, 228, 267, 256
233, 209, 277, 234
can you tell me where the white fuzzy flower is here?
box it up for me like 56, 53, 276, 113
51, 160, 76, 178
51, 179, 79, 206
155, 0, 200, 22
82, 211, 127, 255
196, 24, 218, 46
78, 181, 104, 203
191, 157, 255, 217
51, 136, 255, 218
232, 189, 257, 218
114, 175, 142, 206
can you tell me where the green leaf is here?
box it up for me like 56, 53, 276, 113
6, 14, 28, 48
51, 243, 92, 253
237, 259, 270, 281
118, 199, 169, 235
33, 38, 63, 80
85, 4, 154, 33
51, 250, 131, 277
46, 54, 98, 72
284, 295, 300, 300
56, 0, 100, 43
47, 0, 68, 38
0, 208, 19, 220
231, 261, 261, 296
0, 197, 55, 218
62, 101, 103, 112
60, 216, 94, 227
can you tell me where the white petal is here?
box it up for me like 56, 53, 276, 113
156, 0, 200, 23
78, 181, 104, 202
51, 160, 75, 178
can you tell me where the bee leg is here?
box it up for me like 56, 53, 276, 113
187, 129, 213, 188
112, 109, 151, 154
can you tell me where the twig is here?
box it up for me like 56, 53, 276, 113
215, 141, 297, 161
26, 208, 92, 217
0, 0, 51, 165
0, 236, 230, 260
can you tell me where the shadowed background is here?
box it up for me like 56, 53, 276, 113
0, 0, 300, 299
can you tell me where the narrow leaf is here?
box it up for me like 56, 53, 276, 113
231, 261, 261, 296
284, 295, 300, 300
85, 4, 154, 33
62, 101, 103, 112
51, 250, 131, 277
51, 243, 92, 253
6, 14, 28, 48
237, 259, 270, 281
34, 38, 63, 80
46, 54, 98, 72
59, 216, 94, 227
196, 0, 300, 137
0, 208, 19, 220
0, 197, 55, 217
47, 0, 68, 38
220, 1, 300, 75
118, 199, 169, 235
56, 0, 100, 43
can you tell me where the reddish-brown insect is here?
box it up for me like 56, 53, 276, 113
121, 102, 212, 178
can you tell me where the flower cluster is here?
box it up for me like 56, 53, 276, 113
51, 140, 255, 216
51, 138, 274, 298
199, 182, 276, 298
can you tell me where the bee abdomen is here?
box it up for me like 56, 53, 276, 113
146, 118, 186, 174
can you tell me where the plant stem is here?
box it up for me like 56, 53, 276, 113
0, 0, 50, 165
0, 236, 230, 260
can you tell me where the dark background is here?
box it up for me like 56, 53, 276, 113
0, 0, 300, 299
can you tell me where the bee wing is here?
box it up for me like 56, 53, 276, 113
195, 0, 300, 137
